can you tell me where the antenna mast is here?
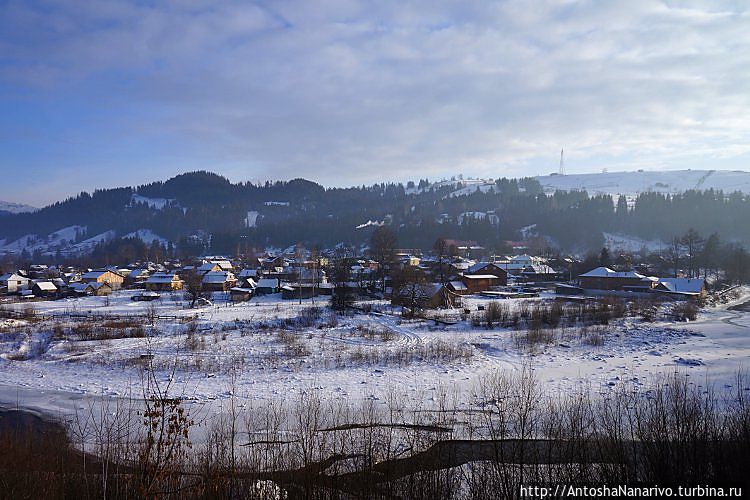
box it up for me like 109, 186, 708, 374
558, 148, 565, 175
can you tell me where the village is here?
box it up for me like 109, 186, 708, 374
2, 228, 741, 410
0, 235, 711, 309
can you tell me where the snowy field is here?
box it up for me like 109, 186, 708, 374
1, 289, 749, 440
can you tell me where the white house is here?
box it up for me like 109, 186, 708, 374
0, 273, 31, 293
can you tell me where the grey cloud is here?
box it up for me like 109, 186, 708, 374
2, 0, 749, 188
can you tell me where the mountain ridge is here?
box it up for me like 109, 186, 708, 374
2, 169, 749, 258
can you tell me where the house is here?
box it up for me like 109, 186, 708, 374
281, 284, 318, 300
201, 271, 237, 292
494, 254, 543, 274
145, 272, 184, 291
520, 264, 558, 282
124, 268, 150, 288
237, 277, 257, 289
255, 278, 280, 295
0, 273, 31, 294
578, 267, 646, 291
31, 281, 58, 297
90, 282, 113, 296
449, 259, 476, 275
230, 287, 254, 302
81, 269, 125, 290
68, 282, 95, 296
655, 278, 706, 298
393, 283, 461, 310
238, 268, 260, 280
462, 274, 503, 293
446, 281, 470, 295
466, 262, 509, 283
197, 262, 222, 274
212, 260, 234, 271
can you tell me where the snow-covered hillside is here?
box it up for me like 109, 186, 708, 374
0, 200, 37, 214
0, 225, 87, 255
0, 227, 168, 256
536, 169, 750, 197
123, 229, 171, 246
130, 193, 175, 210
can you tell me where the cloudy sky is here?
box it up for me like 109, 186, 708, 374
1, 0, 749, 205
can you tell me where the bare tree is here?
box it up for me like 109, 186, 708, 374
681, 228, 704, 278
329, 247, 354, 311
434, 237, 449, 285
667, 236, 683, 278
183, 270, 206, 308
392, 265, 429, 318
369, 226, 398, 294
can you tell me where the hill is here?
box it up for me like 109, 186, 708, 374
1, 169, 749, 260
0, 200, 37, 216
535, 169, 750, 197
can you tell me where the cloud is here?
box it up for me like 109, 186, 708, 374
1, 0, 749, 203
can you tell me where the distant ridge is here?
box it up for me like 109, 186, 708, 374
534, 169, 750, 197
0, 200, 37, 215
2, 169, 750, 258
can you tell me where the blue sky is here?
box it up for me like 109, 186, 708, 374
1, 0, 749, 206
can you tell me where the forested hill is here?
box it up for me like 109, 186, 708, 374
1, 170, 750, 258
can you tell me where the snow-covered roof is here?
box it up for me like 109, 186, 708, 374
579, 267, 644, 279
128, 268, 150, 278
82, 269, 122, 280
0, 273, 28, 282
256, 278, 279, 288
468, 262, 500, 274
658, 278, 705, 294
238, 269, 259, 278
146, 272, 180, 284
33, 281, 57, 291
522, 264, 556, 274
202, 271, 235, 284
449, 281, 467, 290
463, 274, 501, 280
69, 282, 93, 292
241, 278, 257, 288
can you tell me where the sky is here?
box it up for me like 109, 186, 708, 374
1, 0, 749, 206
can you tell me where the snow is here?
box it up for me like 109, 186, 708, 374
1, 288, 749, 444
245, 210, 260, 228
536, 169, 750, 197
0, 200, 37, 214
446, 180, 495, 198
131, 193, 174, 210
123, 229, 170, 246
603, 232, 665, 253
0, 225, 87, 256
356, 220, 384, 229
68, 230, 116, 254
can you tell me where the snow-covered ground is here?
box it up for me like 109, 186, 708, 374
131, 193, 175, 210
1, 289, 749, 440
603, 232, 666, 253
